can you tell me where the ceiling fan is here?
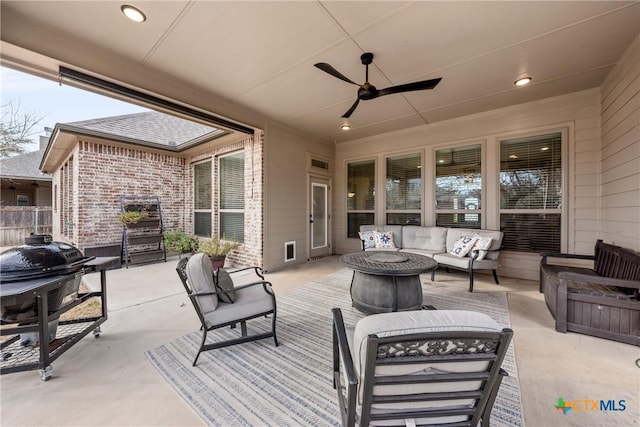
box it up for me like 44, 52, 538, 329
314, 52, 442, 119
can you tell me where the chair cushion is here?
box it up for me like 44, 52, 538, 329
186, 253, 218, 313
215, 270, 236, 303
352, 310, 503, 410
203, 282, 274, 328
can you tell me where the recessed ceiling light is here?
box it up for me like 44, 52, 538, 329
514, 77, 532, 87
121, 5, 146, 22
540, 146, 549, 151
509, 154, 518, 159
341, 122, 351, 131
438, 159, 445, 163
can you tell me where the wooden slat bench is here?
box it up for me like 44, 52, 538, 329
540, 240, 640, 346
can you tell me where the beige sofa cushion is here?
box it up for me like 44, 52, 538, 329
402, 225, 447, 251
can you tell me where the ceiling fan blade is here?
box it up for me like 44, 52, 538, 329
342, 98, 360, 118
314, 63, 359, 86
376, 77, 442, 97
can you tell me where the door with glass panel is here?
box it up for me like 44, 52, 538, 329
309, 176, 331, 259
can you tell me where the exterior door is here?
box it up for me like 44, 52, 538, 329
309, 176, 331, 259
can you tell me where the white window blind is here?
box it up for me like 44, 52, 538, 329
435, 145, 482, 228
347, 159, 375, 238
500, 132, 562, 252
386, 153, 421, 225
193, 160, 212, 237
219, 152, 244, 242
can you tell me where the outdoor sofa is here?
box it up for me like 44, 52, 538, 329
359, 225, 504, 292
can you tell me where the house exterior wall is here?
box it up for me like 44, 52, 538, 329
263, 121, 334, 272
51, 140, 187, 250
333, 89, 603, 281
185, 132, 264, 268
599, 33, 640, 252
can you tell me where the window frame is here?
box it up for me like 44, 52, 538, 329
218, 150, 245, 242
497, 129, 568, 253
433, 143, 484, 229
193, 159, 212, 238
385, 151, 423, 226
345, 157, 376, 239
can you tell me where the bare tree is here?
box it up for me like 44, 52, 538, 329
0, 99, 44, 157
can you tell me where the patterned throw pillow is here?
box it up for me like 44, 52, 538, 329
358, 230, 378, 249
215, 270, 236, 303
449, 236, 479, 257
468, 236, 493, 260
375, 231, 396, 249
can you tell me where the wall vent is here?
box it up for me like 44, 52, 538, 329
284, 241, 296, 262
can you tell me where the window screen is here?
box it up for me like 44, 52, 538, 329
500, 132, 562, 252
435, 145, 481, 229
219, 152, 244, 242
347, 159, 375, 238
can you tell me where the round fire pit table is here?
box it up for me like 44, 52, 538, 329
339, 251, 438, 314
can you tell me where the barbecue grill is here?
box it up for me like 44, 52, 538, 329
0, 235, 95, 339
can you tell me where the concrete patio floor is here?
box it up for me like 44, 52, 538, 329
1, 255, 638, 426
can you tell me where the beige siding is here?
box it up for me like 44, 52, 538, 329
263, 121, 333, 271
600, 34, 640, 251
334, 89, 602, 281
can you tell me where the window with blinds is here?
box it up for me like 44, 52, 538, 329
386, 153, 421, 225
435, 144, 482, 229
219, 151, 245, 242
347, 159, 375, 238
193, 160, 212, 237
499, 132, 562, 252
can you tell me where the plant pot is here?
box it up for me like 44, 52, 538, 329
209, 255, 226, 270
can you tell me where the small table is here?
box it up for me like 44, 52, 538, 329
339, 252, 438, 314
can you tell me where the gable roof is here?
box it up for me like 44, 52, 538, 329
59, 111, 226, 147
0, 149, 51, 181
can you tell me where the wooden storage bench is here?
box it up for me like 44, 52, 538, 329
540, 240, 640, 346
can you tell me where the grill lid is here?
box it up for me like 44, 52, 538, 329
0, 235, 95, 283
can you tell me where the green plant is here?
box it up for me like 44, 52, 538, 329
118, 210, 149, 224
197, 236, 240, 258
164, 231, 199, 254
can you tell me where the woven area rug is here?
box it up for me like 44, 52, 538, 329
145, 269, 524, 426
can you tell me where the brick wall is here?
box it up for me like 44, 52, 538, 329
187, 131, 264, 268
51, 133, 265, 268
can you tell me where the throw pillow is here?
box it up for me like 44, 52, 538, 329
375, 230, 396, 249
449, 236, 478, 257
468, 236, 493, 260
215, 269, 236, 303
358, 230, 377, 249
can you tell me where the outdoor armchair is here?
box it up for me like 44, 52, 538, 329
332, 308, 512, 427
176, 253, 278, 366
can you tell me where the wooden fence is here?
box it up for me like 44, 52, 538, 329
0, 206, 53, 246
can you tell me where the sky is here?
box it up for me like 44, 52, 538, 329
1, 65, 149, 152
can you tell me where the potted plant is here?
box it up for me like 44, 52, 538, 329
197, 236, 240, 269
118, 210, 149, 225
164, 231, 199, 257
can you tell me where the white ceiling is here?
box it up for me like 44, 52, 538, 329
1, 1, 639, 143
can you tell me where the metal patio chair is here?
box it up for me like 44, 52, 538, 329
176, 253, 278, 366
332, 308, 513, 427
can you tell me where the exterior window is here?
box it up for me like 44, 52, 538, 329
193, 160, 212, 237
347, 159, 375, 238
386, 153, 421, 225
219, 152, 244, 242
500, 132, 562, 252
435, 145, 482, 228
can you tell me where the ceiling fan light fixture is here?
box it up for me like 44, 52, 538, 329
514, 77, 532, 87
121, 5, 146, 22
341, 121, 351, 131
